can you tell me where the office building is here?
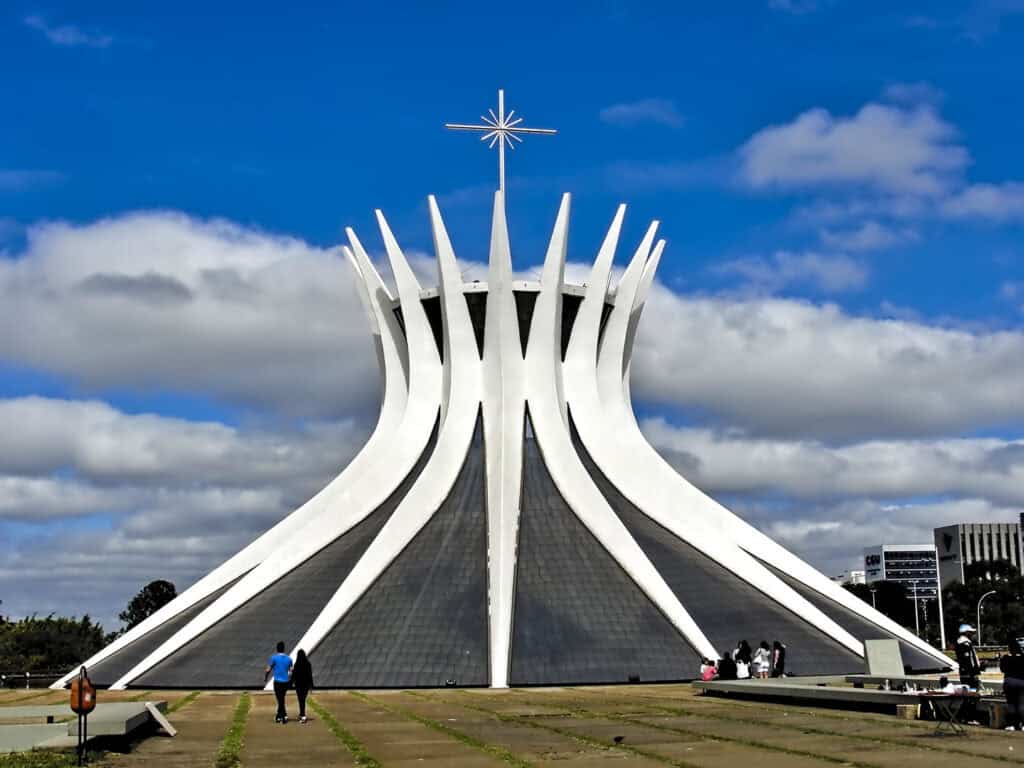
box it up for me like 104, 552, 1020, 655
863, 545, 939, 599
934, 519, 1024, 587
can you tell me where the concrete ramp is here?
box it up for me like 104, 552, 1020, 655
0, 701, 170, 753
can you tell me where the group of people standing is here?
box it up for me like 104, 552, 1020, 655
701, 639, 787, 681
265, 642, 315, 724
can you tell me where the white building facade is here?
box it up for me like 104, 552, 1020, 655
935, 520, 1024, 587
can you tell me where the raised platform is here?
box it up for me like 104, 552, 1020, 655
0, 701, 168, 753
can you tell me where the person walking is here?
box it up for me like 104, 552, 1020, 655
265, 641, 293, 724
1001, 634, 1024, 731
771, 640, 787, 678
292, 649, 314, 724
753, 641, 771, 679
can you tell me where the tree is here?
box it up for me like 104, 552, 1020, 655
118, 580, 177, 631
0, 615, 108, 673
942, 570, 1024, 648
843, 580, 914, 627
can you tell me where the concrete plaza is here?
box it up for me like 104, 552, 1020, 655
2, 683, 1022, 767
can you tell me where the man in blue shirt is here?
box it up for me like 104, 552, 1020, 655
265, 641, 293, 723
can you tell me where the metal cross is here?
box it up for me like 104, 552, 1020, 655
445, 89, 557, 193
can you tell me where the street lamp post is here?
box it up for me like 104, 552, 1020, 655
977, 590, 998, 646
911, 582, 921, 638
870, 587, 877, 609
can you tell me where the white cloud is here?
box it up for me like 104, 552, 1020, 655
942, 182, 1024, 221
819, 220, 918, 251
713, 251, 868, 294
632, 287, 1024, 439
0, 397, 366, 494
738, 102, 968, 196
641, 417, 1024, 506
599, 98, 685, 128
23, 15, 113, 48
0, 212, 381, 419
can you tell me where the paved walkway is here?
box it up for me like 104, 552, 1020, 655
4, 684, 1024, 766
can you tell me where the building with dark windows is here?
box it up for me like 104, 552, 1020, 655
934, 519, 1024, 587
863, 545, 939, 599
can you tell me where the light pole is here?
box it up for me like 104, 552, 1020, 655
977, 590, 998, 646
910, 581, 921, 638
870, 586, 877, 609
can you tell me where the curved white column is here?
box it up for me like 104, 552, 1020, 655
480, 192, 525, 688
54, 243, 411, 690
524, 194, 718, 661
108, 216, 444, 690
289, 196, 484, 666
569, 227, 864, 657
588, 234, 951, 667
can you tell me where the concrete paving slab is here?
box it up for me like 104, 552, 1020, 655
100, 692, 237, 768
318, 693, 507, 766
242, 692, 354, 767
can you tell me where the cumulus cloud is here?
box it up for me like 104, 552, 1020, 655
0, 212, 382, 419
942, 182, 1024, 221
23, 15, 113, 48
632, 286, 1024, 439
642, 418, 1024, 506
599, 98, 685, 128
713, 251, 868, 294
738, 102, 968, 196
0, 395, 370, 627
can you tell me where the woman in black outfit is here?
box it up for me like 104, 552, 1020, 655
1001, 634, 1024, 731
292, 649, 314, 724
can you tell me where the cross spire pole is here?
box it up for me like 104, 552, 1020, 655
445, 89, 557, 193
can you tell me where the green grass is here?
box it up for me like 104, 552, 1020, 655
308, 697, 381, 768
168, 691, 201, 713
352, 691, 534, 768
213, 692, 250, 768
0, 750, 99, 768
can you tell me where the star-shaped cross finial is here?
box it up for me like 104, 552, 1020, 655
445, 89, 557, 193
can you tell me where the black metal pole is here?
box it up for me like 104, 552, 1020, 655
83, 712, 88, 765
77, 711, 83, 766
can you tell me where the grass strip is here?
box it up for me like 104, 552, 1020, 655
615, 694, 1024, 765
308, 696, 381, 768
168, 690, 201, 713
128, 690, 152, 701
213, 692, 250, 768
351, 690, 534, 768
7, 690, 55, 704
0, 752, 83, 768
422, 690, 701, 768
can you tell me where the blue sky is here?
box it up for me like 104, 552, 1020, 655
2, 1, 1023, 628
